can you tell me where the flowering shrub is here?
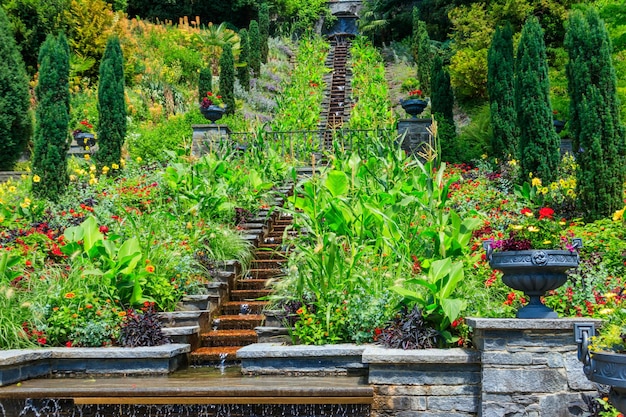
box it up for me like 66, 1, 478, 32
408, 89, 424, 99
491, 207, 576, 251
200, 91, 224, 109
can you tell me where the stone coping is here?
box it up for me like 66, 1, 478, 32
362, 346, 480, 364
466, 317, 603, 331
0, 344, 189, 367
237, 343, 366, 359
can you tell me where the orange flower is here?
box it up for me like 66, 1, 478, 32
145, 265, 155, 273
65, 292, 75, 299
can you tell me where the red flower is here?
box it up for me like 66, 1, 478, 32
520, 208, 533, 216
99, 225, 109, 234
538, 207, 555, 220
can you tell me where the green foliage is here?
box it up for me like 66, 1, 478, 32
487, 22, 518, 160
456, 103, 492, 162
126, 112, 195, 162
258, 2, 270, 64
515, 17, 560, 184
198, 66, 212, 104
96, 36, 127, 169
248, 20, 261, 77
219, 42, 236, 115
565, 8, 626, 222
0, 7, 32, 170
431, 54, 456, 161
1, 0, 70, 75
237, 28, 250, 91
32, 33, 70, 201
413, 12, 432, 95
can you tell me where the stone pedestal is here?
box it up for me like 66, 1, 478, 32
467, 318, 601, 417
397, 118, 433, 156
191, 124, 231, 157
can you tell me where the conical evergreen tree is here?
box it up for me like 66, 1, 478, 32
565, 8, 626, 221
237, 29, 250, 91
198, 66, 213, 103
219, 42, 236, 115
259, 2, 270, 64
32, 34, 70, 200
487, 22, 518, 160
413, 8, 432, 95
248, 20, 261, 77
0, 8, 32, 170
514, 17, 560, 183
431, 54, 456, 161
96, 36, 126, 170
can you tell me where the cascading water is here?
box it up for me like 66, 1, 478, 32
1, 399, 370, 417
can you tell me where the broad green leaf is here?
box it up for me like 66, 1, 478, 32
117, 237, 142, 275
442, 298, 465, 323
325, 170, 349, 197
82, 216, 103, 254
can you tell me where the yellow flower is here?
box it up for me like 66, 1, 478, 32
90, 165, 96, 172
605, 292, 617, 300
102, 166, 110, 174
69, 175, 77, 181
8, 186, 16, 193
540, 187, 549, 195
20, 198, 31, 209
527, 226, 539, 233
481, 154, 488, 160
136, 157, 142, 163
613, 207, 625, 222
84, 154, 90, 161
542, 240, 552, 245
32, 175, 41, 183
89, 178, 98, 185
511, 225, 524, 230
111, 163, 119, 170
508, 159, 517, 166
531, 177, 542, 187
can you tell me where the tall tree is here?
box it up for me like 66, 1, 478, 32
431, 54, 456, 161
219, 42, 236, 115
237, 28, 250, 91
248, 20, 261, 77
0, 7, 32, 170
514, 17, 560, 184
565, 8, 626, 221
413, 8, 432, 95
258, 2, 270, 64
32, 33, 70, 200
96, 36, 126, 169
198, 66, 213, 103
487, 22, 518, 160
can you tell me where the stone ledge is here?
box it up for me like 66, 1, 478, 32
363, 347, 480, 364
0, 344, 190, 386
466, 317, 602, 331
237, 343, 366, 358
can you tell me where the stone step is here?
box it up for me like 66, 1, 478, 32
251, 259, 286, 269
200, 329, 258, 347
189, 346, 241, 364
254, 249, 288, 260
212, 314, 265, 330
230, 289, 273, 301
222, 301, 268, 315
246, 268, 283, 279
237, 278, 271, 290
161, 325, 200, 349
158, 310, 209, 329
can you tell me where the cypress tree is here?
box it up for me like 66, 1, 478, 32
219, 43, 236, 115
514, 17, 560, 183
248, 20, 261, 77
565, 9, 626, 221
415, 15, 432, 95
0, 8, 32, 170
32, 34, 70, 200
237, 29, 250, 91
487, 22, 518, 160
198, 66, 213, 103
96, 36, 126, 169
430, 54, 456, 161
258, 2, 270, 64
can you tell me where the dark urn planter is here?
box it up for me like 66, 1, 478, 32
400, 98, 428, 118
74, 132, 96, 149
576, 323, 626, 414
200, 105, 226, 123
484, 239, 581, 319
553, 119, 566, 134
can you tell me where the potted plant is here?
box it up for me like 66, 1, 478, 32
575, 298, 626, 415
400, 89, 428, 118
483, 207, 582, 318
200, 91, 226, 123
72, 119, 96, 149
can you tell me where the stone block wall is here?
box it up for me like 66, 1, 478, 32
468, 318, 601, 417
364, 347, 481, 417
191, 124, 231, 157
